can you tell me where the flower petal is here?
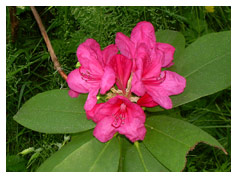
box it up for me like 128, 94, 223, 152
76, 39, 104, 73
84, 88, 99, 111
137, 93, 159, 107
148, 88, 173, 109
102, 44, 118, 65
66, 68, 89, 94
93, 116, 117, 142
68, 89, 80, 98
157, 42, 175, 68
130, 21, 156, 49
100, 66, 116, 94
115, 32, 135, 59
140, 45, 163, 80
118, 100, 146, 142
86, 103, 104, 122
131, 75, 146, 96
159, 71, 186, 96
110, 54, 132, 93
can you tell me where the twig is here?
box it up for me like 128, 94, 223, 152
30, 6, 67, 80
9, 6, 19, 43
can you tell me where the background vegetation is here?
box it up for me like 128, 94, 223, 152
6, 6, 231, 172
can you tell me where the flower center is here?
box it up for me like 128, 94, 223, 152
79, 68, 102, 83
112, 103, 126, 128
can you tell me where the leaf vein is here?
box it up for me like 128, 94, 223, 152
23, 108, 85, 114
145, 124, 190, 148
184, 52, 230, 78
89, 139, 112, 172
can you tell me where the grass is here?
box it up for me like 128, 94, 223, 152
6, 6, 231, 172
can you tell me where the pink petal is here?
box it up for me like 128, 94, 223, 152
76, 39, 104, 72
84, 88, 99, 111
89, 96, 147, 142
137, 44, 163, 80
115, 32, 135, 59
93, 116, 117, 143
86, 103, 104, 122
100, 66, 116, 94
66, 68, 89, 94
92, 98, 121, 123
131, 50, 147, 96
131, 72, 146, 96
157, 42, 175, 68
159, 71, 186, 96
118, 100, 146, 142
102, 44, 118, 65
110, 54, 132, 93
148, 88, 173, 109
68, 90, 80, 98
137, 93, 159, 107
130, 21, 156, 49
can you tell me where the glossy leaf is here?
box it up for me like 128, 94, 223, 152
170, 31, 231, 107
119, 137, 169, 172
14, 89, 95, 134
37, 131, 120, 172
148, 31, 230, 112
143, 115, 227, 172
156, 30, 186, 61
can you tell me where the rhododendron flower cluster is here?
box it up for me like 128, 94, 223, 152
67, 21, 186, 143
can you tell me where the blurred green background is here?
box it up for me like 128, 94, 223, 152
6, 6, 231, 172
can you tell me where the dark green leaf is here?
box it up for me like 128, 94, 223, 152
149, 31, 231, 112
143, 115, 227, 171
14, 89, 95, 134
120, 137, 169, 172
170, 31, 231, 107
37, 131, 120, 172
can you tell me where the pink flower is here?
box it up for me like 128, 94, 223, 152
116, 21, 186, 109
115, 21, 175, 69
132, 44, 186, 109
67, 39, 118, 110
87, 95, 146, 143
137, 93, 159, 108
109, 54, 132, 94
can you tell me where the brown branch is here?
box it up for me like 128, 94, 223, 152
30, 6, 67, 80
9, 6, 19, 43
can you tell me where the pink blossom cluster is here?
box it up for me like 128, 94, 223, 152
67, 21, 186, 143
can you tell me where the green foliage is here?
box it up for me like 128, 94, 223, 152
171, 31, 231, 108
14, 89, 95, 133
12, 29, 230, 171
120, 137, 169, 172
150, 31, 231, 112
6, 155, 27, 172
37, 131, 120, 172
156, 30, 186, 60
6, 6, 231, 172
144, 115, 226, 171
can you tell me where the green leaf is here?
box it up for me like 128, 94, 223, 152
37, 131, 120, 172
143, 115, 227, 172
119, 137, 169, 172
148, 31, 231, 112
156, 30, 186, 61
14, 89, 95, 134
170, 31, 231, 108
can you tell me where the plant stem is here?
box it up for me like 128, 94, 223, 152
30, 6, 67, 80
